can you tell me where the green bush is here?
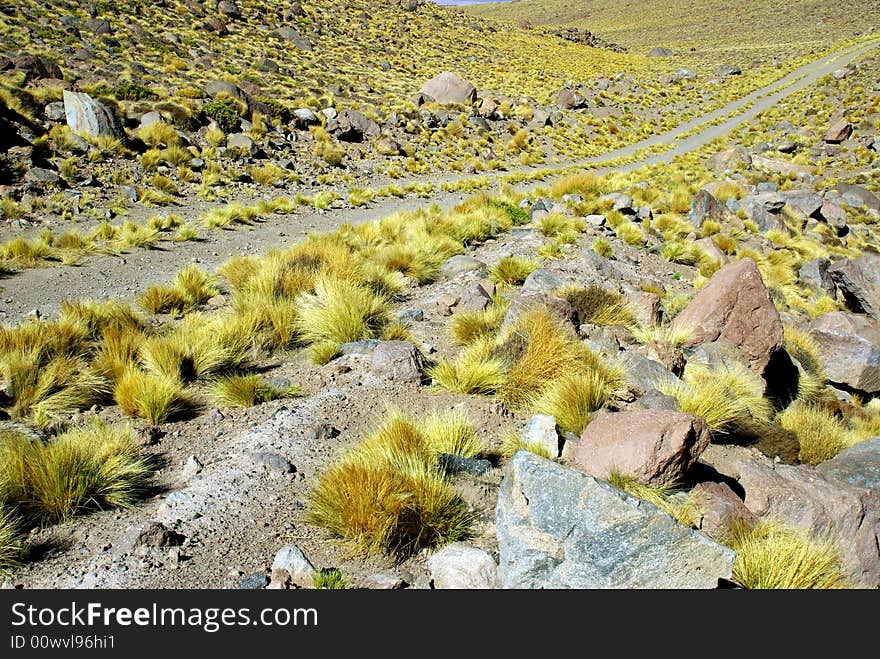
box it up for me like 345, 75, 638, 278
113, 82, 157, 101
202, 98, 241, 133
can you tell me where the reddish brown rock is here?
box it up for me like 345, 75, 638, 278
574, 410, 711, 486
808, 311, 880, 393
671, 258, 783, 374
824, 120, 853, 144
700, 445, 880, 588
689, 481, 758, 540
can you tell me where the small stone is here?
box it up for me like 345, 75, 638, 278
520, 414, 560, 458
181, 455, 203, 480
359, 573, 407, 589
428, 543, 497, 589
238, 573, 269, 589
272, 544, 317, 588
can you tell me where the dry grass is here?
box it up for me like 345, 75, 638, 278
113, 368, 194, 425
783, 325, 826, 403
0, 505, 22, 574
777, 402, 855, 465
294, 277, 390, 345
535, 369, 624, 435
496, 308, 606, 408
607, 472, 696, 527
304, 411, 475, 557
489, 257, 538, 285
449, 304, 507, 346
500, 433, 554, 460
209, 374, 302, 408
657, 362, 771, 434
560, 284, 634, 327
421, 410, 484, 459
0, 422, 150, 522
724, 520, 850, 589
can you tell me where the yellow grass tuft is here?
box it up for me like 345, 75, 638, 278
724, 520, 850, 589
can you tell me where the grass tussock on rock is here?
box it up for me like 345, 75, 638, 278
305, 410, 478, 557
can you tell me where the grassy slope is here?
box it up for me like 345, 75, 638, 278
0, 0, 657, 110
466, 0, 880, 59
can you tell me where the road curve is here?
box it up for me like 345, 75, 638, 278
2, 39, 876, 321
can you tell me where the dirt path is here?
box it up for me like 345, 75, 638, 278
2, 39, 876, 322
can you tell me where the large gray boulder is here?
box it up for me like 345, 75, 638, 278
738, 195, 789, 233
495, 452, 735, 588
441, 254, 485, 279
275, 27, 313, 51
63, 90, 124, 139
688, 189, 736, 227
420, 72, 477, 106
808, 311, 880, 394
828, 253, 880, 320
817, 438, 880, 492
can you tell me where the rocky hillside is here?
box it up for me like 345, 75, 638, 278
0, 2, 879, 591
468, 0, 880, 60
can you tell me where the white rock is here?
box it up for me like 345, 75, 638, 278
428, 543, 497, 589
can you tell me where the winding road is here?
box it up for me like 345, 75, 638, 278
2, 38, 877, 321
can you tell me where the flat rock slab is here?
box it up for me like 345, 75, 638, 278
817, 437, 880, 492
496, 451, 735, 588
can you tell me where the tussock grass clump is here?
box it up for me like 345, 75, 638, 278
725, 521, 849, 589
489, 256, 538, 285
0, 350, 109, 429
535, 369, 625, 435
630, 323, 693, 348
500, 433, 554, 460
138, 265, 217, 315
309, 341, 341, 365
783, 326, 826, 403
496, 308, 619, 409
0, 505, 23, 574
294, 277, 390, 345
209, 374, 301, 408
421, 410, 483, 458
428, 341, 507, 396
449, 303, 507, 346
559, 284, 634, 327
657, 362, 772, 434
777, 402, 855, 465
139, 316, 250, 383
113, 368, 193, 425
304, 411, 475, 557
0, 422, 150, 522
